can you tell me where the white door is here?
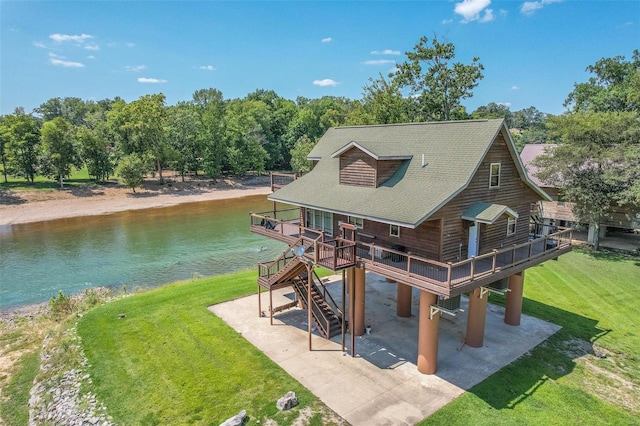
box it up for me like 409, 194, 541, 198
468, 222, 479, 258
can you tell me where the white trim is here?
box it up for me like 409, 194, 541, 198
390, 224, 400, 237
489, 162, 501, 188
348, 216, 364, 229
507, 217, 517, 236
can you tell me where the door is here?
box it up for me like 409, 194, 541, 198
468, 221, 479, 258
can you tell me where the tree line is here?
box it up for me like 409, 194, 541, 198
0, 36, 548, 191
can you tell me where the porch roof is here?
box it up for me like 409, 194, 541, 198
461, 201, 519, 224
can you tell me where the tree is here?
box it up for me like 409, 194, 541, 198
223, 99, 269, 175
394, 35, 484, 121
534, 111, 640, 250
1, 108, 40, 183
471, 102, 513, 127
166, 103, 202, 180
116, 153, 148, 193
77, 125, 114, 182
289, 135, 315, 173
119, 94, 170, 183
193, 88, 226, 179
356, 73, 412, 125
40, 117, 80, 188
564, 50, 640, 113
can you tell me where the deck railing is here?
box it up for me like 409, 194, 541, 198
270, 172, 298, 191
251, 209, 572, 295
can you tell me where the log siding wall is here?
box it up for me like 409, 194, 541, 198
340, 148, 376, 187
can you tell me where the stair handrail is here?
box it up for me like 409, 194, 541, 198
258, 237, 305, 280
293, 277, 331, 339
310, 270, 343, 319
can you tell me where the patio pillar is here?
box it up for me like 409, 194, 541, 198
504, 271, 525, 326
417, 291, 439, 374
396, 282, 412, 317
353, 266, 366, 336
465, 287, 488, 347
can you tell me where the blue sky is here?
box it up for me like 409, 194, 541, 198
1, 1, 638, 116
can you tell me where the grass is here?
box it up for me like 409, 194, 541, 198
0, 166, 99, 191
0, 350, 40, 425
76, 269, 341, 425
421, 249, 640, 425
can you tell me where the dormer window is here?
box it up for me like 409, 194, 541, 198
489, 163, 501, 188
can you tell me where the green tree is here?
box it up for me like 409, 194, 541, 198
394, 35, 483, 121
35, 97, 91, 126
289, 135, 315, 173
40, 117, 80, 188
193, 88, 226, 179
223, 99, 269, 175
564, 50, 640, 113
77, 125, 114, 182
471, 102, 513, 127
358, 73, 412, 124
534, 111, 640, 250
166, 103, 202, 181
117, 153, 148, 193
119, 94, 170, 183
1, 108, 40, 183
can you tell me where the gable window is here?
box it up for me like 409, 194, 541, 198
390, 224, 400, 238
507, 217, 517, 236
306, 209, 333, 236
489, 163, 501, 188
348, 216, 364, 229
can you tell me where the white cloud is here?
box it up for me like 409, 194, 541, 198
199, 65, 215, 71
511, 85, 519, 90
125, 65, 147, 72
50, 33, 93, 43
313, 79, 339, 87
138, 77, 168, 83
371, 49, 401, 55
33, 41, 47, 48
521, 0, 562, 15
106, 42, 118, 48
454, 0, 495, 23
87, 55, 96, 59
48, 52, 62, 58
126, 42, 135, 47
50, 58, 85, 68
498, 102, 511, 107
364, 59, 396, 65
321, 37, 332, 43
442, 19, 454, 24
85, 43, 100, 51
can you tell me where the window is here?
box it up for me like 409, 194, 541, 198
306, 209, 333, 236
557, 195, 565, 206
489, 163, 501, 188
348, 216, 364, 229
507, 217, 517, 236
390, 224, 400, 237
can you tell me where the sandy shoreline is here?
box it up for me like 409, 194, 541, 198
0, 177, 272, 226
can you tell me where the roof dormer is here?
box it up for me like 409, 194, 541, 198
331, 140, 412, 188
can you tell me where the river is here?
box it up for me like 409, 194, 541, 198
0, 195, 288, 310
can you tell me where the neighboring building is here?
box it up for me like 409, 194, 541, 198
520, 144, 640, 244
251, 119, 572, 374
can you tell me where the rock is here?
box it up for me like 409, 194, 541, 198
118, 313, 126, 319
220, 409, 247, 426
276, 391, 299, 411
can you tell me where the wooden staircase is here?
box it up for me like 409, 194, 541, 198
258, 238, 345, 340
292, 271, 344, 340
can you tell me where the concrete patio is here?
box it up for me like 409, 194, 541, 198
210, 272, 561, 425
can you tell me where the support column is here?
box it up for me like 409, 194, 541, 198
465, 287, 488, 347
504, 271, 525, 326
353, 267, 366, 336
417, 291, 439, 374
396, 283, 412, 318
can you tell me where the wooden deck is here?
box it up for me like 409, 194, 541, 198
250, 211, 573, 298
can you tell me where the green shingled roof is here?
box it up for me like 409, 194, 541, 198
461, 202, 519, 224
270, 119, 548, 228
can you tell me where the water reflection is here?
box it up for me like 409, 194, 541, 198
0, 195, 286, 309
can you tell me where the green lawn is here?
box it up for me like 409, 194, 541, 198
421, 249, 640, 425
75, 250, 639, 425
0, 166, 99, 191
77, 270, 339, 425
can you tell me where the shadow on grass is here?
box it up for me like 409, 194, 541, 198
468, 297, 610, 411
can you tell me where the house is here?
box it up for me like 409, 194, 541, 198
251, 119, 572, 374
520, 144, 640, 244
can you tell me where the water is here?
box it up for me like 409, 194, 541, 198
0, 195, 287, 310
